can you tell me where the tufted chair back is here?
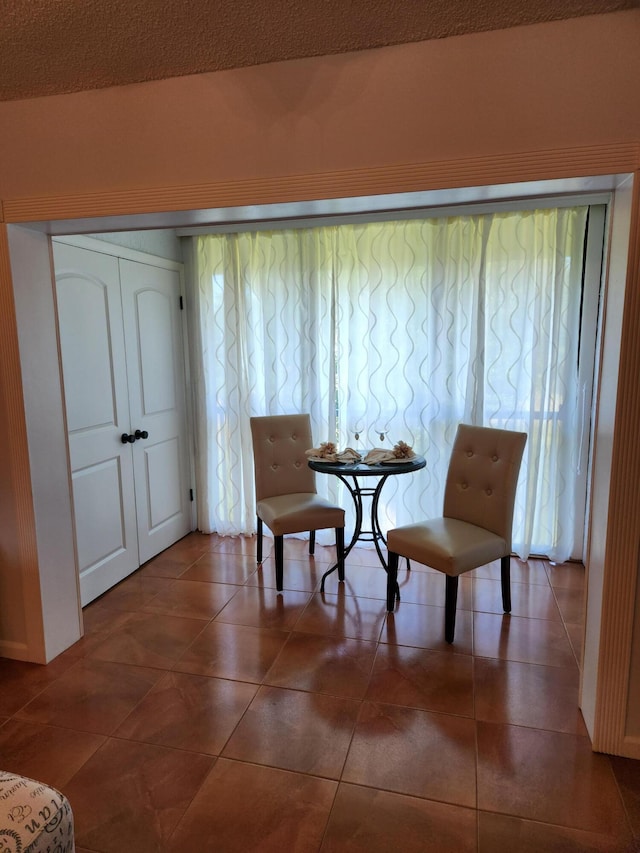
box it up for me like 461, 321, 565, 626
385, 422, 527, 642
443, 424, 527, 549
249, 413, 345, 593
250, 414, 317, 501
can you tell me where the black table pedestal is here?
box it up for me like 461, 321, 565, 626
307, 456, 426, 592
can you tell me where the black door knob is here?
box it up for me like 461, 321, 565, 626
121, 433, 136, 444
135, 430, 149, 440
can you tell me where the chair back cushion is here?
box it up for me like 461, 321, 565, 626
443, 424, 527, 548
250, 414, 317, 501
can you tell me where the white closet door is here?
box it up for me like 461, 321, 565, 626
119, 259, 191, 564
53, 242, 139, 605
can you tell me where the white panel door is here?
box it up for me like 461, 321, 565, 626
53, 242, 139, 605
119, 259, 191, 564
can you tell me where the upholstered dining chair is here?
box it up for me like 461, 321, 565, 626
386, 423, 527, 643
250, 414, 345, 591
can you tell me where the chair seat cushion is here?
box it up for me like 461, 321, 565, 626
387, 517, 507, 576
257, 493, 345, 536
0, 771, 75, 852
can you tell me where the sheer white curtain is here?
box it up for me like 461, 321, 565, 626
192, 206, 589, 561
191, 230, 337, 535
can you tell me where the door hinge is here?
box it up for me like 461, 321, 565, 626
189, 488, 194, 501
179, 296, 184, 310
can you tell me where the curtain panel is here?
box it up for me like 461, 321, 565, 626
192, 206, 588, 562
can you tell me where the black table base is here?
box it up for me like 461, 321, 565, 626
307, 456, 426, 592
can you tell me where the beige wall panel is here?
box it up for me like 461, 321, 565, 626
0, 12, 638, 202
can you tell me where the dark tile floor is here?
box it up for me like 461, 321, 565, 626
2, 532, 640, 852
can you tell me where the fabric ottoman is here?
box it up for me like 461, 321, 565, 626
0, 771, 74, 852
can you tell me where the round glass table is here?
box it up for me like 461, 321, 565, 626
308, 454, 426, 590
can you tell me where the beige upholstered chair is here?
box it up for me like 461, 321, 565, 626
250, 414, 345, 591
386, 423, 527, 643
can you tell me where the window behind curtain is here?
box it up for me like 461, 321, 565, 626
193, 205, 590, 562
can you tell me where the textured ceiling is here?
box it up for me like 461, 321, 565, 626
0, 0, 637, 102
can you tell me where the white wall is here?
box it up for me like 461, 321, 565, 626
87, 229, 183, 263
580, 175, 633, 736
7, 226, 82, 662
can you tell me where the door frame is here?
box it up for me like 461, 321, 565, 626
1, 164, 638, 759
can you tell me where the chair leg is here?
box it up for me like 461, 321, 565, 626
274, 535, 284, 591
501, 554, 512, 613
335, 527, 345, 582
309, 530, 316, 555
256, 517, 263, 564
387, 551, 399, 611
445, 575, 459, 643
